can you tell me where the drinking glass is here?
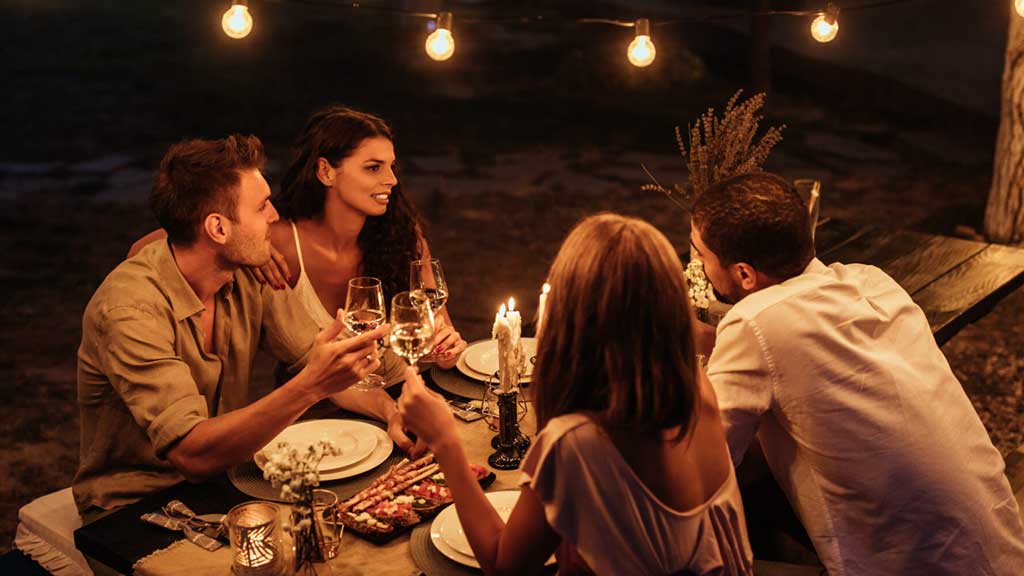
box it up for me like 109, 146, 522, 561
388, 290, 435, 366
312, 489, 342, 560
344, 277, 386, 391
409, 258, 448, 362
409, 258, 448, 313
226, 501, 284, 576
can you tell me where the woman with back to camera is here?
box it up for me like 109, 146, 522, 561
397, 213, 754, 575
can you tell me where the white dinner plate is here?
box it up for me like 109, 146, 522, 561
257, 420, 379, 471
461, 338, 537, 381
430, 491, 554, 568
441, 491, 519, 556
260, 421, 374, 470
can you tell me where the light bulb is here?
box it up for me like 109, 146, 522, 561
1016, 0, 1024, 18
222, 2, 253, 39
425, 12, 455, 61
810, 4, 839, 43
627, 18, 656, 68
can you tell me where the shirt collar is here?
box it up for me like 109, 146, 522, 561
150, 240, 206, 322
803, 257, 829, 275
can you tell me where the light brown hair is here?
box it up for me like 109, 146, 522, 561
150, 134, 265, 246
532, 213, 699, 438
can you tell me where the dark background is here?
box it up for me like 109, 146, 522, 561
1, 0, 1020, 553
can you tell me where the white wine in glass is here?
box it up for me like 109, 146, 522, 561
389, 290, 435, 366
345, 277, 386, 391
409, 258, 448, 313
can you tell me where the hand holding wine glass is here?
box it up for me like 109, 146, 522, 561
344, 277, 387, 391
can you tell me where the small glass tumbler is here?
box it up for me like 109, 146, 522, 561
312, 489, 343, 560
227, 501, 285, 576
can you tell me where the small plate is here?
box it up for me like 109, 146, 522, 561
430, 491, 554, 568
460, 338, 536, 383
258, 420, 379, 471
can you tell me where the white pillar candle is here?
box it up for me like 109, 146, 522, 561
491, 298, 523, 393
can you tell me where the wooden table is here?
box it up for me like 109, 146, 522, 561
74, 404, 536, 576
784, 220, 1024, 345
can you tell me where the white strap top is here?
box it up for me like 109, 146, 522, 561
290, 221, 336, 329
288, 221, 405, 385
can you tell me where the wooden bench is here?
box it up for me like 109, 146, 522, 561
815, 220, 1024, 345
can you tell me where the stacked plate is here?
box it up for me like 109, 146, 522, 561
254, 420, 394, 481
456, 338, 538, 384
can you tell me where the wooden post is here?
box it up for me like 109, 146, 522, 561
986, 7, 1024, 244
749, 0, 772, 94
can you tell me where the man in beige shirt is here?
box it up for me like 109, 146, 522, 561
74, 135, 388, 512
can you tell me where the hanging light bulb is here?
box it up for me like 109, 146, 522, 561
222, 1, 253, 39
627, 18, 656, 68
810, 3, 839, 43
425, 12, 455, 61
1016, 0, 1024, 18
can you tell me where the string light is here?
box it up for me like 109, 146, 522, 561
627, 18, 656, 68
810, 3, 840, 43
1016, 0, 1024, 18
425, 12, 455, 61
222, 0, 253, 39
213, 0, 913, 57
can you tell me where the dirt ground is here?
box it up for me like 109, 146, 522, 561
1, 0, 1021, 556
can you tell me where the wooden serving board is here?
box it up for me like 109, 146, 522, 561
343, 472, 496, 544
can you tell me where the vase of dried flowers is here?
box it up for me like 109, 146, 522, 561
262, 440, 341, 574
640, 90, 786, 319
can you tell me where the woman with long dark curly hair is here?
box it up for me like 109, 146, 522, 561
128, 106, 466, 456
260, 105, 466, 456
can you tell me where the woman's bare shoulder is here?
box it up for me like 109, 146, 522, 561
270, 220, 300, 274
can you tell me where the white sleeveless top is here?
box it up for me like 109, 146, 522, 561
289, 221, 406, 385
519, 413, 754, 576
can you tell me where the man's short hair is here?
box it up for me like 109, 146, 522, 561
691, 172, 814, 280
150, 134, 265, 246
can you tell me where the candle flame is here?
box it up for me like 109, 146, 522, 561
542, 282, 551, 294
499, 303, 507, 316
508, 297, 516, 311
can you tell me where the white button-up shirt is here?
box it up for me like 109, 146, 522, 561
708, 258, 1024, 576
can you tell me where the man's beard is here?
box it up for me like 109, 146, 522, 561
220, 233, 271, 269
711, 281, 744, 305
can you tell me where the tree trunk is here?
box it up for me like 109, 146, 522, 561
986, 9, 1024, 244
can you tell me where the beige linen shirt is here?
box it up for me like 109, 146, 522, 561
74, 240, 318, 511
708, 258, 1024, 576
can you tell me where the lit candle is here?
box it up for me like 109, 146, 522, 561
491, 298, 523, 393
536, 282, 550, 337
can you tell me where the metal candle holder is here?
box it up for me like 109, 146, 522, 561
488, 388, 529, 470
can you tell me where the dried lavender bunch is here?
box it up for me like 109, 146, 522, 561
683, 91, 785, 197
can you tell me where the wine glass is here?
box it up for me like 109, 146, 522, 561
409, 258, 447, 362
344, 277, 386, 391
388, 290, 435, 366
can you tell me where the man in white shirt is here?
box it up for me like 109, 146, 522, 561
691, 172, 1024, 575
